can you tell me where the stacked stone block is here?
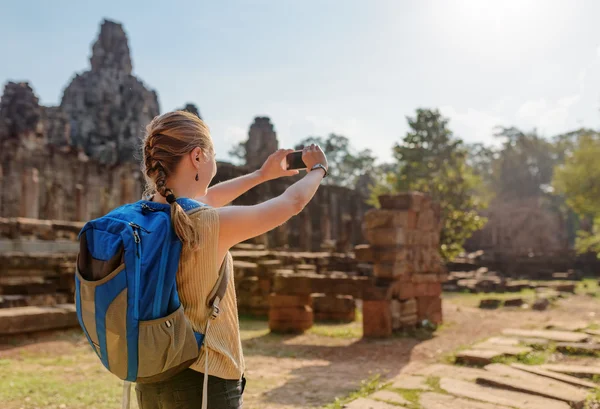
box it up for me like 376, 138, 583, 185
357, 192, 445, 337
269, 273, 314, 333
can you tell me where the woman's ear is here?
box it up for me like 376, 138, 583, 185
190, 147, 203, 165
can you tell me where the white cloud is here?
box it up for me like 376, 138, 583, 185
517, 94, 580, 132
440, 106, 505, 145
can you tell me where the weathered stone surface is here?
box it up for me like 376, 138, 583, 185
532, 298, 550, 311
363, 209, 418, 230
0, 304, 78, 334
416, 296, 442, 324
555, 342, 600, 355
510, 363, 597, 389
378, 192, 428, 212
269, 294, 312, 309
312, 294, 355, 322
470, 343, 532, 356
455, 349, 503, 366
503, 298, 524, 307
390, 375, 431, 390
545, 321, 589, 332
60, 20, 158, 165
245, 117, 278, 169
440, 377, 570, 409
343, 397, 401, 409
483, 337, 521, 346
370, 390, 411, 406
363, 300, 392, 338
502, 329, 589, 343
479, 299, 502, 309
414, 364, 489, 382
269, 305, 313, 334
478, 365, 587, 407
420, 392, 512, 409
541, 364, 600, 378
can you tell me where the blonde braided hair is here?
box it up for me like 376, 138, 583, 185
142, 111, 214, 248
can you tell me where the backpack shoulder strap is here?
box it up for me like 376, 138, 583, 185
206, 258, 231, 319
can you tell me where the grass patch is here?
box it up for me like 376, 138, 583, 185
492, 344, 557, 366
324, 374, 387, 409
0, 354, 137, 409
577, 278, 600, 297
309, 321, 362, 339
425, 376, 444, 394
395, 389, 421, 407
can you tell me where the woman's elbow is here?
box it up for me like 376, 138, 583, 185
290, 196, 307, 215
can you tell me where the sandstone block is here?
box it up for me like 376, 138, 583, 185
362, 300, 392, 338
269, 294, 312, 308
378, 192, 427, 211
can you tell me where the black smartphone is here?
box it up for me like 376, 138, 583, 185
286, 150, 306, 170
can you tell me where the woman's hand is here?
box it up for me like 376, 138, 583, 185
257, 149, 300, 181
302, 144, 328, 172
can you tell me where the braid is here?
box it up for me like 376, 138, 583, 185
140, 111, 211, 249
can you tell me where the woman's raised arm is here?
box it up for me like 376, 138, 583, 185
216, 145, 327, 257
196, 149, 299, 207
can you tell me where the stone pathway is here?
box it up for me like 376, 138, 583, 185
341, 327, 599, 408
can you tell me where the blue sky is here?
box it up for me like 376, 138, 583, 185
2, 0, 600, 163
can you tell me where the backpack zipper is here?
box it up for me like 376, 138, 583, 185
152, 211, 171, 318
131, 225, 142, 320
140, 203, 159, 213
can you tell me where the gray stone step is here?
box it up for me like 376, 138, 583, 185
414, 364, 489, 382
370, 390, 410, 406
470, 342, 532, 356
480, 364, 588, 407
440, 377, 570, 409
555, 342, 600, 355
455, 350, 503, 366
542, 364, 600, 378
390, 374, 431, 390
502, 329, 589, 342
343, 397, 403, 408
420, 392, 513, 409
510, 363, 597, 389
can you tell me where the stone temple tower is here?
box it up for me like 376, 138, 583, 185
60, 19, 160, 165
245, 117, 279, 169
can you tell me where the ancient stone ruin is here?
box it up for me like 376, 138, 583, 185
356, 192, 446, 337
0, 19, 368, 251
245, 117, 279, 169
61, 19, 159, 165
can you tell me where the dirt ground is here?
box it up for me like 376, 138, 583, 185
2, 292, 600, 409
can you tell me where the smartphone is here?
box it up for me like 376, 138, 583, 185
286, 150, 306, 170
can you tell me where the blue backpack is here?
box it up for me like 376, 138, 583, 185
74, 198, 229, 401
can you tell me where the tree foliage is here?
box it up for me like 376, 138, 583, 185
552, 132, 600, 257
370, 108, 487, 260
295, 134, 376, 188
228, 141, 246, 165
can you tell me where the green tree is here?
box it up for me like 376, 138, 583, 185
491, 127, 557, 198
370, 108, 487, 260
295, 134, 376, 188
228, 141, 246, 165
553, 132, 600, 256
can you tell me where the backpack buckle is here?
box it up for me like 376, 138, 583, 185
209, 298, 221, 320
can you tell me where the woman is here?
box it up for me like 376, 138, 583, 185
135, 110, 328, 409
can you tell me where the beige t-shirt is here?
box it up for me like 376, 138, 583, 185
176, 208, 245, 380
